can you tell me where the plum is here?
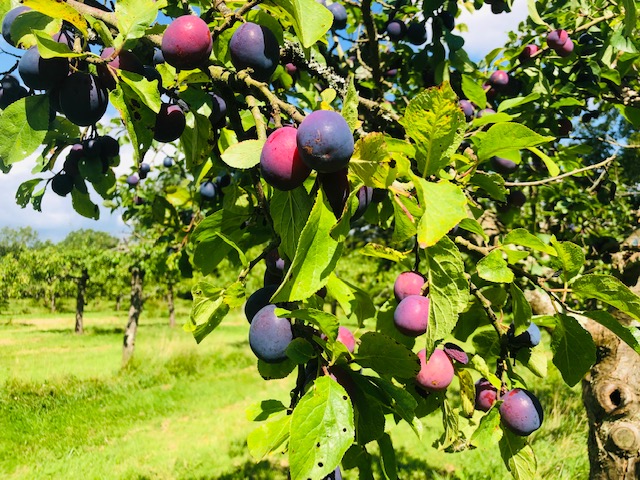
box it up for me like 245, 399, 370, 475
209, 92, 227, 126
200, 181, 216, 199
386, 19, 406, 41
351, 186, 373, 222
416, 349, 454, 392
328, 3, 348, 30
509, 322, 541, 349
265, 249, 286, 275
319, 168, 350, 217
249, 304, 293, 363
260, 126, 311, 191
126, 174, 139, 187
99, 135, 120, 158
163, 157, 173, 167
558, 118, 573, 136
161, 15, 212, 70
499, 388, 543, 436
2, 6, 30, 46
245, 284, 279, 323
229, 22, 279, 82
507, 189, 526, 208
475, 378, 498, 412
406, 22, 427, 45
336, 326, 356, 353
154, 103, 186, 142
546, 29, 569, 49
98, 47, 144, 89
476, 108, 495, 118
51, 173, 74, 197
519, 44, 539, 63
18, 46, 69, 91
488, 70, 509, 89
323, 467, 342, 480
556, 38, 574, 57
58, 73, 108, 126
297, 110, 354, 173
459, 100, 475, 121
393, 271, 426, 302
138, 162, 151, 179
0, 76, 28, 109
491, 156, 518, 174
443, 343, 469, 364
439, 11, 455, 31
393, 294, 429, 337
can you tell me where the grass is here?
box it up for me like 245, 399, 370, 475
0, 299, 590, 479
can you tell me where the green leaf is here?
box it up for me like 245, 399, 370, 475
0, 95, 49, 165
458, 218, 488, 242
391, 195, 418, 242
456, 369, 475, 418
272, 189, 344, 303
271, 187, 314, 262
477, 123, 554, 161
511, 284, 532, 335
286, 338, 316, 364
583, 311, 640, 355
527, 0, 548, 26
109, 84, 154, 163
183, 111, 214, 170
187, 282, 227, 341
246, 399, 287, 421
247, 413, 291, 460
470, 172, 507, 201
477, 250, 514, 283
70, 189, 99, 220
377, 433, 398, 480
257, 358, 296, 380
499, 429, 537, 480
423, 236, 469, 356
342, 75, 359, 132
551, 314, 596, 387
221, 139, 264, 169
23, 0, 87, 37
279, 308, 339, 342
470, 408, 503, 448
414, 179, 467, 248
623, 0, 636, 37
550, 239, 584, 282
119, 70, 161, 113
515, 344, 548, 378
10, 10, 59, 49
289, 376, 355, 480
366, 376, 421, 436
350, 133, 398, 188
272, 0, 333, 48
360, 243, 411, 267
15, 179, 42, 207
497, 93, 540, 112
115, 0, 164, 44
572, 275, 640, 321
503, 229, 557, 256
34, 30, 87, 58
461, 74, 486, 109
399, 82, 466, 177
355, 332, 420, 378
434, 399, 462, 451
326, 275, 376, 326
527, 147, 559, 177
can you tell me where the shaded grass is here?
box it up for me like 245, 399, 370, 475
0, 306, 589, 479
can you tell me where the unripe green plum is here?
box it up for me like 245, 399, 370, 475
249, 304, 293, 363
499, 388, 543, 436
393, 294, 429, 337
416, 349, 454, 391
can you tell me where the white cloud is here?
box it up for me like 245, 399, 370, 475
456, 2, 529, 62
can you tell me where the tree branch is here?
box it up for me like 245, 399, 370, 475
504, 155, 616, 187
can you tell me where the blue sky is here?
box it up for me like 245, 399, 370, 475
0, 2, 528, 243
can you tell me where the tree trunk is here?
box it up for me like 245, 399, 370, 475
75, 268, 88, 335
50, 290, 56, 313
115, 294, 121, 311
122, 267, 144, 367
581, 310, 640, 479
167, 282, 176, 328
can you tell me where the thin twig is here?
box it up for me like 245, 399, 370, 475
504, 155, 616, 187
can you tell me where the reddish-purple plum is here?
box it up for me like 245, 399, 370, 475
393, 295, 429, 337
18, 46, 69, 90
475, 378, 498, 412
229, 22, 279, 82
98, 47, 145, 89
416, 349, 454, 392
58, 73, 108, 126
394, 271, 425, 302
546, 29, 568, 49
260, 126, 311, 191
161, 15, 212, 70
154, 103, 186, 142
519, 44, 539, 62
249, 304, 293, 363
499, 388, 544, 436
245, 284, 279, 323
491, 156, 518, 174
556, 38, 574, 57
2, 6, 30, 46
476, 108, 495, 118
386, 19, 406, 41
459, 100, 475, 121
488, 70, 509, 89
297, 110, 354, 173
319, 168, 350, 217
406, 22, 427, 45
328, 3, 348, 30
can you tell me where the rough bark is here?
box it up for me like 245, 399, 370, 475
75, 268, 88, 335
122, 267, 144, 367
167, 282, 176, 328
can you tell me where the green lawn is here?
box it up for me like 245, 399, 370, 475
0, 300, 590, 479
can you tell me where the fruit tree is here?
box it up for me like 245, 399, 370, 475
1, 0, 640, 478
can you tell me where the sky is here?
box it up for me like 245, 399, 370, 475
0, 2, 529, 243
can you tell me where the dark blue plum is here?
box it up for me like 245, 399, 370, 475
58, 73, 108, 126
491, 156, 518, 174
51, 173, 74, 197
328, 3, 348, 30
200, 181, 216, 199
297, 110, 354, 173
406, 22, 427, 45
18, 46, 69, 90
2, 6, 30, 46
0, 76, 28, 109
394, 294, 429, 337
386, 20, 407, 41
229, 22, 279, 82
249, 304, 293, 363
99, 135, 120, 158
507, 189, 526, 208
319, 168, 350, 217
499, 388, 543, 436
209, 92, 227, 126
154, 103, 186, 142
509, 322, 541, 348
126, 174, 139, 187
439, 11, 455, 30
163, 157, 174, 167
245, 285, 279, 323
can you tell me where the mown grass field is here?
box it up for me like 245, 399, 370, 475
0, 298, 590, 479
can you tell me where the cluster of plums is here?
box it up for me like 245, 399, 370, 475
385, 9, 456, 46
199, 173, 230, 201
51, 135, 120, 197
